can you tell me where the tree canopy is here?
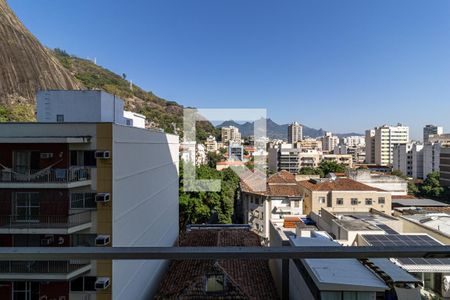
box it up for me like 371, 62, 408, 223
298, 161, 346, 178
179, 162, 240, 230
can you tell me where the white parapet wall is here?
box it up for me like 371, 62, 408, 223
111, 124, 179, 300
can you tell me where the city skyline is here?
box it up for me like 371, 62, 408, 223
8, 0, 450, 140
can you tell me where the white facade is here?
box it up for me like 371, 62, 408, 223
36, 90, 147, 129
395, 140, 446, 179
321, 132, 339, 153
412, 143, 424, 179
112, 124, 179, 300
393, 143, 414, 177
343, 136, 365, 147
123, 111, 146, 128
366, 125, 410, 166
268, 145, 322, 173
424, 143, 441, 177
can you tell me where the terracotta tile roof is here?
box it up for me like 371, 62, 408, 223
297, 178, 386, 192
154, 229, 279, 300
241, 170, 302, 197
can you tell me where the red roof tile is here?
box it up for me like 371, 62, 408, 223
297, 178, 386, 192
154, 229, 280, 300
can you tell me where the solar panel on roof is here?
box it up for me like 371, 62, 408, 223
362, 234, 450, 266
376, 224, 399, 235
362, 234, 441, 247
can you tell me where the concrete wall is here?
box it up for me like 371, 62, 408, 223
111, 124, 179, 300
289, 260, 315, 300
36, 90, 126, 124
302, 188, 391, 215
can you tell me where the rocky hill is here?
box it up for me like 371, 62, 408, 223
0, 0, 82, 107
0, 0, 216, 137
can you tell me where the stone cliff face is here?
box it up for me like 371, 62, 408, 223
0, 0, 82, 104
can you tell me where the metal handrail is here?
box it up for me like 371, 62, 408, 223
0, 246, 449, 260
0, 167, 91, 183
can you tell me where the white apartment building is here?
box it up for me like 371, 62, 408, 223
365, 124, 409, 166
288, 122, 303, 143
423, 142, 441, 177
412, 143, 424, 179
393, 143, 414, 177
343, 136, 366, 147
221, 126, 241, 145
424, 125, 443, 144
268, 145, 321, 174
321, 132, 339, 153
393, 132, 450, 179
37, 90, 146, 128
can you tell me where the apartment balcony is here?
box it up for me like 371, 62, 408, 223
0, 211, 92, 234
0, 260, 91, 280
0, 167, 92, 188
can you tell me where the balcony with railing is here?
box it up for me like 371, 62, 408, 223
0, 167, 92, 188
0, 211, 92, 234
0, 260, 91, 280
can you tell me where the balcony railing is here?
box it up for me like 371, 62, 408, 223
0, 260, 90, 274
0, 211, 92, 230
0, 167, 91, 183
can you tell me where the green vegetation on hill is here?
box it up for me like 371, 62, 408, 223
53, 49, 217, 139
0, 104, 35, 122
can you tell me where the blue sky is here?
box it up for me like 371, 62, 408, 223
9, 0, 450, 139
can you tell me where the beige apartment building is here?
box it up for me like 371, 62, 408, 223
294, 138, 322, 150
298, 177, 392, 215
221, 126, 241, 145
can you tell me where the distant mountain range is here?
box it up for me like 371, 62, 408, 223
217, 119, 361, 140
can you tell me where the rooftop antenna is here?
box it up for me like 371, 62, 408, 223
94, 57, 97, 65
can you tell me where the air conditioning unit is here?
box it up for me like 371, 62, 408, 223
95, 151, 111, 159
95, 193, 110, 203
95, 235, 111, 246
40, 153, 53, 159
95, 277, 111, 290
